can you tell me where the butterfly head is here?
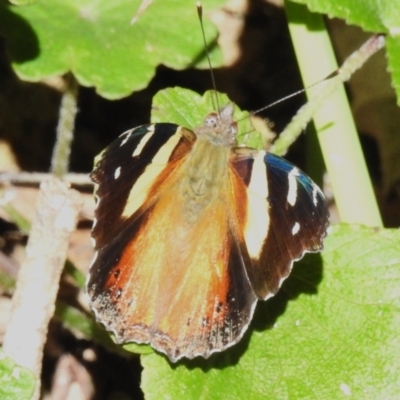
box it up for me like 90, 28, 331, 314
195, 103, 238, 147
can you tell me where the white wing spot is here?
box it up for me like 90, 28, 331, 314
120, 130, 133, 146
133, 125, 155, 156
244, 151, 270, 258
121, 131, 180, 218
287, 168, 299, 206
312, 184, 319, 206
292, 222, 300, 235
114, 166, 121, 179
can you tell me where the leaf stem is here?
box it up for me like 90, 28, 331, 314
283, 1, 382, 227
50, 73, 79, 177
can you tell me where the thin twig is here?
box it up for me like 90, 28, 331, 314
51, 74, 79, 178
0, 171, 92, 188
2, 178, 82, 400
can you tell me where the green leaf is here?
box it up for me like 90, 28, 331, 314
0, 202, 31, 233
55, 302, 146, 359
123, 341, 154, 356
283, 4, 383, 226
0, 268, 15, 293
291, 0, 386, 31
0, 0, 224, 99
141, 224, 400, 399
0, 350, 36, 400
387, 35, 400, 107
152, 87, 265, 149
54, 302, 117, 350
290, 0, 400, 103
63, 260, 86, 290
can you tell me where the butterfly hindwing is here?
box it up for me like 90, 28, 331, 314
230, 151, 329, 299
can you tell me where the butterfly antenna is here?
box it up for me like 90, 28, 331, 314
239, 77, 330, 122
239, 32, 384, 123
248, 88, 307, 118
197, 2, 220, 114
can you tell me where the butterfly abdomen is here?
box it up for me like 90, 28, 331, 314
178, 137, 231, 222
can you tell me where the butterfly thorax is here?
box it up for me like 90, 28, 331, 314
176, 106, 237, 224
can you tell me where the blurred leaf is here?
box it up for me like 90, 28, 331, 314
0, 350, 36, 400
0, 268, 15, 293
63, 260, 86, 289
1, 203, 30, 233
55, 302, 114, 348
0, 0, 224, 99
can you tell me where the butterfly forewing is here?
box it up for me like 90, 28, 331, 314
91, 123, 195, 249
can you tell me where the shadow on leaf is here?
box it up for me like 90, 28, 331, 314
173, 252, 324, 371
0, 3, 39, 63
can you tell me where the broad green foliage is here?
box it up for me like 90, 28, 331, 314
141, 224, 400, 399
0, 0, 224, 99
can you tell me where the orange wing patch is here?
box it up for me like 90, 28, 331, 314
98, 182, 235, 359
89, 148, 260, 361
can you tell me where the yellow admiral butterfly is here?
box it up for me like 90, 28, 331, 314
86, 89, 329, 362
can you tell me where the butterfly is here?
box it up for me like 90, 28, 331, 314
86, 89, 329, 363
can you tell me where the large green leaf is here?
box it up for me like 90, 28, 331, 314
141, 224, 400, 399
0, 0, 224, 99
